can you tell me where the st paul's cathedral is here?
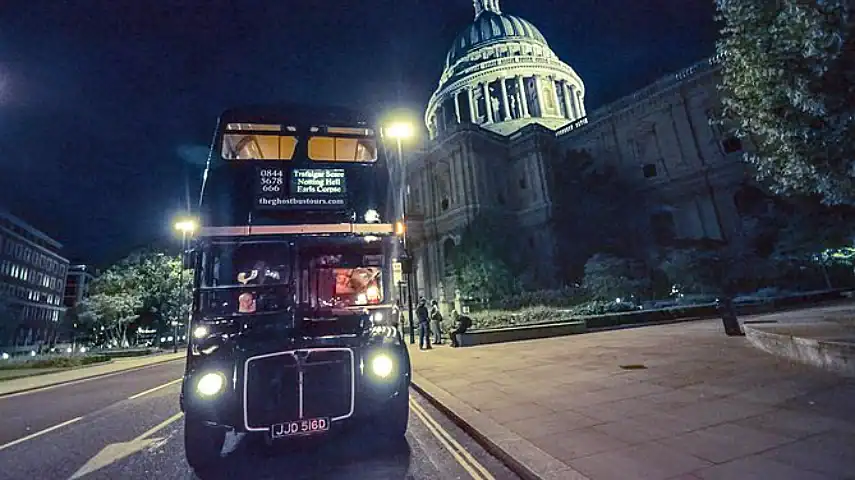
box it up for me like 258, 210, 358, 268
396, 0, 754, 308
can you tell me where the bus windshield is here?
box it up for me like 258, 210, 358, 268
196, 239, 388, 317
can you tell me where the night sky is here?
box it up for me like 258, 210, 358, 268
0, 0, 718, 266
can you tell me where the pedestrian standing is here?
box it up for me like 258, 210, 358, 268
416, 298, 432, 350
429, 300, 443, 345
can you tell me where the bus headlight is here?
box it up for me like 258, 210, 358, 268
371, 311, 384, 323
370, 354, 394, 378
193, 325, 209, 339
196, 372, 225, 397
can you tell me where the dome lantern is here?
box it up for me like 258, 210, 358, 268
473, 0, 502, 18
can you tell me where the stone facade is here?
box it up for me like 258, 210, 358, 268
403, 2, 753, 308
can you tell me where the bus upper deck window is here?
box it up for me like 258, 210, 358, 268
222, 134, 297, 160
308, 136, 377, 163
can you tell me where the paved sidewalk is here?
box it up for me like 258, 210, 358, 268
410, 318, 855, 479
0, 351, 184, 396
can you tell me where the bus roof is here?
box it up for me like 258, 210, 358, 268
217, 103, 377, 129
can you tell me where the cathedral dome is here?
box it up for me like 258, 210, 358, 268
445, 11, 549, 69
426, 0, 588, 139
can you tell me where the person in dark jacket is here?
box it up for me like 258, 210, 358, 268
448, 309, 472, 348
416, 298, 432, 350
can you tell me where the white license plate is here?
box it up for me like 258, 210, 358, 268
270, 417, 330, 439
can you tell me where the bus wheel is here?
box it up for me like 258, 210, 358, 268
376, 392, 409, 440
184, 416, 225, 474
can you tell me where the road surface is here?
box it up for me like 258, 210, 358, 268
0, 359, 517, 480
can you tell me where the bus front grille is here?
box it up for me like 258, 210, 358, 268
243, 348, 354, 431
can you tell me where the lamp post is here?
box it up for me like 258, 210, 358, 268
173, 218, 198, 353
385, 121, 416, 345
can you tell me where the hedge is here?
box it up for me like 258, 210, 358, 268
0, 355, 111, 370
469, 289, 850, 331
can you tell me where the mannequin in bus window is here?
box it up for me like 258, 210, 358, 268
224, 134, 265, 159
237, 261, 267, 313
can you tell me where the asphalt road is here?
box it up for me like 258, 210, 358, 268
0, 359, 517, 480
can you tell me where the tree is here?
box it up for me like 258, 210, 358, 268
81, 249, 189, 347
548, 149, 651, 283
133, 251, 191, 338
582, 253, 651, 301
79, 291, 141, 348
770, 198, 855, 288
716, 0, 855, 205
660, 234, 780, 336
452, 214, 522, 304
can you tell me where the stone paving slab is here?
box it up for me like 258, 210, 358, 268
0, 351, 185, 396
409, 316, 855, 480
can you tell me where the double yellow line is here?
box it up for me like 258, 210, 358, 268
409, 396, 495, 480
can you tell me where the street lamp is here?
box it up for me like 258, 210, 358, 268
173, 217, 198, 353
384, 120, 417, 345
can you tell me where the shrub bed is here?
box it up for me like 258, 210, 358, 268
467, 289, 851, 331
469, 306, 578, 330
99, 348, 154, 359
0, 355, 111, 370
487, 287, 590, 310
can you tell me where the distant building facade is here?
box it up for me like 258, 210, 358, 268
64, 265, 97, 309
0, 210, 69, 350
402, 0, 755, 308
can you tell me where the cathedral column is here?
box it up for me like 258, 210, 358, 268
561, 81, 573, 119
576, 89, 586, 117
467, 86, 476, 123
517, 76, 530, 117
533, 75, 545, 116
550, 77, 561, 118
453, 92, 461, 123
481, 82, 494, 123
499, 77, 511, 120
568, 84, 579, 119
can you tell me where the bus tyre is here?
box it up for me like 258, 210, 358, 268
376, 393, 409, 439
184, 416, 225, 474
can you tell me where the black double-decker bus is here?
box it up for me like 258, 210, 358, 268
180, 104, 410, 472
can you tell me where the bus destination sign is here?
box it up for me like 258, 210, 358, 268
255, 167, 347, 210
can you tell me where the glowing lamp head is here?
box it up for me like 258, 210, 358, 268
386, 122, 414, 140
174, 219, 198, 234
196, 372, 225, 397
370, 354, 394, 378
